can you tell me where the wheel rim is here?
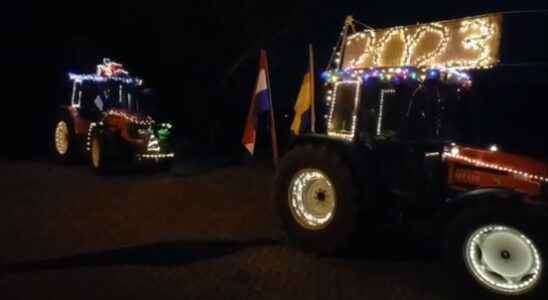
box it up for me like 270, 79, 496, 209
54, 121, 69, 155
464, 225, 543, 295
91, 137, 100, 168
288, 169, 336, 230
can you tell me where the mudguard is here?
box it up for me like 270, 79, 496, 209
441, 187, 548, 224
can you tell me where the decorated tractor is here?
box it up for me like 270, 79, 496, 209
53, 59, 175, 173
274, 14, 548, 299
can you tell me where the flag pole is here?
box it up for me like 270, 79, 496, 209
308, 44, 316, 133
263, 50, 279, 168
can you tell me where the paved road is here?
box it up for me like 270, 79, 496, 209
0, 159, 459, 300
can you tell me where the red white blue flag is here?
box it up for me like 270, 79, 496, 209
242, 50, 273, 155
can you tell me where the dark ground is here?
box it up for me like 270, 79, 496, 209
0, 158, 463, 300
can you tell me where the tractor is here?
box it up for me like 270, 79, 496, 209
53, 59, 175, 173
273, 14, 548, 299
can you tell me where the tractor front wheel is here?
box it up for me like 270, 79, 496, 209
89, 130, 111, 175
444, 208, 547, 299
53, 113, 77, 163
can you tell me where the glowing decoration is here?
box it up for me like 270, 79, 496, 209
489, 144, 499, 152
343, 13, 502, 70
96, 58, 128, 77
147, 133, 161, 152
465, 225, 542, 294
322, 67, 471, 86
327, 80, 361, 141
376, 89, 396, 135
85, 122, 98, 152
443, 148, 548, 183
69, 73, 142, 85
288, 169, 336, 229
137, 153, 175, 160
69, 58, 142, 86
107, 110, 155, 126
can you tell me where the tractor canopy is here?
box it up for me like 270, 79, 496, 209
68, 59, 154, 116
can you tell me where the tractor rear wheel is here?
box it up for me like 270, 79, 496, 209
273, 143, 362, 255
53, 113, 77, 163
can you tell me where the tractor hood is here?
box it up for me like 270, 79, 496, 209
105, 109, 155, 126
444, 145, 548, 197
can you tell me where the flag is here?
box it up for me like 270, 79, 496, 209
291, 45, 316, 136
242, 50, 273, 156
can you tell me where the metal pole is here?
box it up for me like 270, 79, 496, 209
309, 44, 316, 133
263, 50, 279, 168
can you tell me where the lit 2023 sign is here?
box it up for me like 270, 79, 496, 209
343, 13, 503, 70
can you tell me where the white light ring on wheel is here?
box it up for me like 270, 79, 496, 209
288, 169, 336, 230
464, 224, 543, 295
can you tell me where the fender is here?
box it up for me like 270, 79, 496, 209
439, 187, 548, 224
289, 134, 371, 169
288, 134, 377, 206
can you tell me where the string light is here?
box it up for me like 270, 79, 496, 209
376, 89, 396, 135
446, 17, 498, 69
327, 80, 361, 141
69, 73, 142, 86
443, 148, 548, 183
344, 14, 501, 70
85, 122, 98, 152
322, 67, 471, 86
107, 110, 155, 126
137, 153, 175, 160
69, 58, 143, 86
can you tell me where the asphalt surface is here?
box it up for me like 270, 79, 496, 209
0, 159, 461, 300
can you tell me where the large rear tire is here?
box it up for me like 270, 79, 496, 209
52, 112, 77, 163
273, 143, 362, 255
444, 208, 547, 299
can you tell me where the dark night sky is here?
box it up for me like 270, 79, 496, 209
1, 1, 547, 159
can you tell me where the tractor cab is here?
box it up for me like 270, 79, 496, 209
324, 67, 473, 201
68, 59, 145, 121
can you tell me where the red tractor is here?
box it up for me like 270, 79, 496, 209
53, 59, 175, 173
274, 15, 548, 299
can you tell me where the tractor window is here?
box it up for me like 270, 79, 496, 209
328, 81, 360, 139
361, 81, 417, 141
71, 82, 82, 107
375, 88, 397, 138
80, 85, 100, 110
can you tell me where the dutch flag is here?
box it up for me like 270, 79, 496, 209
242, 50, 273, 155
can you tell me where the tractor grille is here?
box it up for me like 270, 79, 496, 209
128, 123, 152, 139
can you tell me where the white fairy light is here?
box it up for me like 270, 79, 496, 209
443, 149, 548, 183
376, 89, 396, 135
343, 14, 500, 70
327, 80, 362, 141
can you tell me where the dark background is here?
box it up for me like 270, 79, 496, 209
1, 1, 547, 160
